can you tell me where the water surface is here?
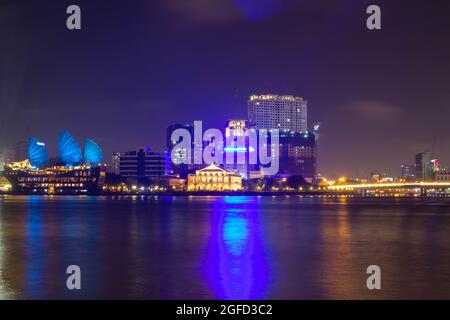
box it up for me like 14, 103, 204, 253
1, 195, 450, 299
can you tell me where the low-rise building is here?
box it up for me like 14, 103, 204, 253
187, 163, 242, 191
435, 172, 450, 181
118, 148, 166, 182
155, 176, 186, 191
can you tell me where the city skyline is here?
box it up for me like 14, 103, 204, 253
1, 92, 447, 180
1, 0, 450, 178
2, 0, 450, 304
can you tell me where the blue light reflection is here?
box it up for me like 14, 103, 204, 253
203, 197, 270, 299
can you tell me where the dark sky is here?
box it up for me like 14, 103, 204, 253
1, 0, 450, 177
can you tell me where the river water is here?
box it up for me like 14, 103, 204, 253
0, 195, 449, 299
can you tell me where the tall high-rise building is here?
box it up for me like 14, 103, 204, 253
112, 152, 121, 174
248, 94, 307, 132
166, 123, 205, 177
278, 132, 316, 182
415, 151, 432, 181
224, 119, 252, 178
247, 94, 314, 179
166, 123, 195, 153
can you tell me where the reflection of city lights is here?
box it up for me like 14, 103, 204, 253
203, 198, 269, 299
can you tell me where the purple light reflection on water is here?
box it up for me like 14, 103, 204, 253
202, 196, 270, 299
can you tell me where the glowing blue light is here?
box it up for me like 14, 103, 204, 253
223, 214, 249, 256
58, 131, 82, 166
202, 203, 269, 299
223, 196, 254, 204
28, 138, 48, 168
224, 147, 247, 153
84, 139, 103, 164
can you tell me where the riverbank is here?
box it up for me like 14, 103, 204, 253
3, 191, 450, 199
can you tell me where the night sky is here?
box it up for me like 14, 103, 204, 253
1, 0, 450, 177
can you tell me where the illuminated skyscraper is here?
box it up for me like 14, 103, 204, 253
278, 132, 316, 182
112, 152, 121, 174
248, 94, 307, 133
224, 120, 251, 178
166, 123, 203, 177
415, 151, 432, 181
248, 95, 314, 178
166, 123, 194, 168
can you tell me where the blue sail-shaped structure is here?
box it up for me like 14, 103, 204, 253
58, 131, 82, 166
84, 139, 103, 164
28, 138, 48, 168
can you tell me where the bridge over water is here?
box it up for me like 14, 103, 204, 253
327, 181, 450, 195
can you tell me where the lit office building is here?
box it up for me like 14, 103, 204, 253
118, 148, 166, 182
247, 94, 315, 179
278, 132, 316, 182
248, 94, 307, 133
371, 172, 383, 182
224, 119, 253, 179
112, 152, 121, 174
166, 123, 203, 177
415, 151, 432, 181
400, 164, 415, 180
225, 119, 248, 137
430, 159, 440, 173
